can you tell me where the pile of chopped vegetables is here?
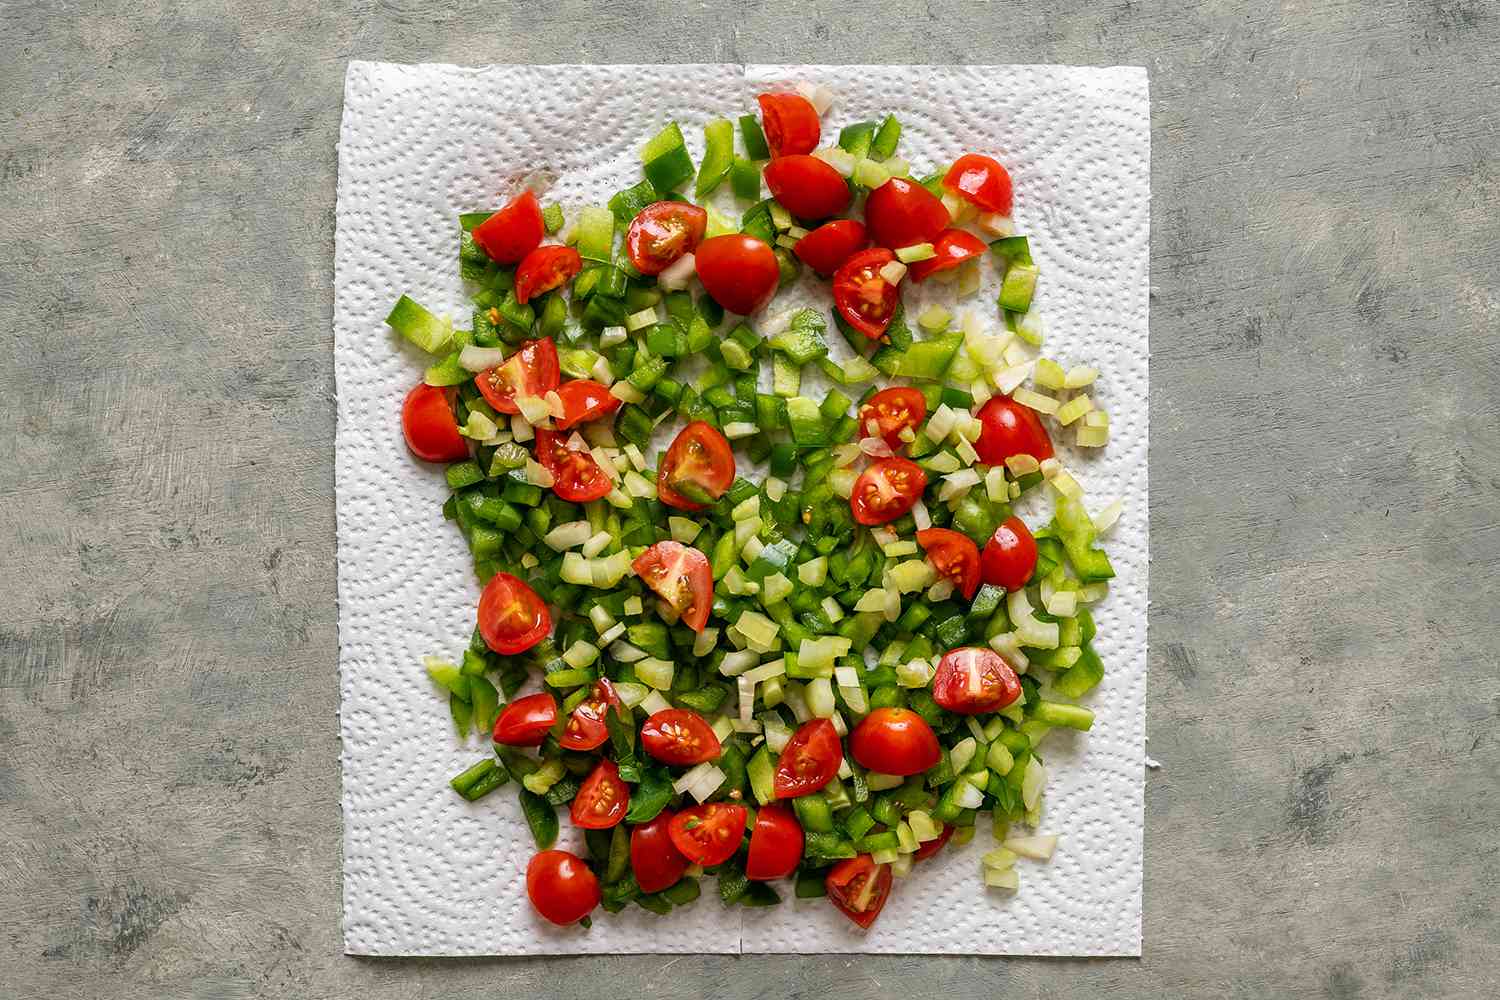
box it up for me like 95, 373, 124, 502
393, 85, 1119, 930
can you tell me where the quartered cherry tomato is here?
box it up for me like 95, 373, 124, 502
912, 823, 954, 862
571, 759, 629, 829
656, 420, 735, 511
857, 386, 926, 449
526, 850, 600, 925
553, 378, 620, 430
535, 428, 612, 503
931, 647, 1022, 715
626, 201, 708, 276
514, 245, 582, 304
832, 248, 900, 340
401, 382, 469, 463
849, 457, 927, 526
764, 154, 851, 220
559, 679, 619, 752
981, 515, 1038, 592
906, 228, 986, 283
773, 718, 842, 798
473, 189, 544, 264
848, 707, 940, 776
631, 812, 689, 894
794, 218, 867, 276
668, 802, 747, 867
942, 153, 1013, 214
974, 395, 1054, 466
631, 541, 713, 633
640, 708, 721, 766
826, 855, 892, 929
863, 176, 949, 250
757, 92, 820, 157
478, 572, 551, 655
916, 527, 981, 600
745, 804, 803, 881
695, 234, 780, 315
492, 691, 558, 747
475, 337, 560, 414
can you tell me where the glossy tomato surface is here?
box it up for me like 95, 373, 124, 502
571, 759, 629, 829
559, 678, 619, 752
626, 201, 708, 276
757, 92, 820, 157
514, 245, 582, 304
826, 855, 892, 929
668, 803, 747, 867
695, 234, 780, 315
535, 428, 613, 503
906, 228, 986, 283
526, 850, 600, 925
553, 378, 620, 430
632, 541, 714, 633
773, 718, 842, 798
864, 177, 949, 250
833, 248, 900, 339
640, 708, 722, 766
764, 154, 851, 220
973, 395, 1054, 466
849, 457, 927, 526
657, 421, 735, 511
492, 691, 558, 746
401, 383, 469, 463
858, 386, 926, 448
848, 707, 940, 776
631, 812, 689, 893
981, 515, 1038, 592
745, 804, 803, 880
942, 153, 1013, 214
475, 337, 560, 414
931, 647, 1022, 715
478, 572, 551, 655
474, 190, 544, 264
916, 527, 981, 600
794, 218, 867, 276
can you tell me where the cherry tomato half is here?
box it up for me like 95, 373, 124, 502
631, 812, 689, 894
981, 515, 1038, 592
773, 718, 842, 799
631, 541, 714, 633
757, 92, 820, 157
764, 154, 851, 220
526, 849, 600, 925
514, 245, 582, 304
857, 386, 926, 449
826, 855, 893, 929
974, 395, 1055, 466
535, 428, 613, 503
942, 153, 1013, 215
833, 248, 900, 340
626, 201, 708, 276
916, 527, 981, 601
401, 382, 469, 463
668, 802, 747, 867
848, 707, 940, 776
794, 218, 867, 276
695, 234, 780, 315
478, 572, 551, 655
931, 647, 1022, 715
906, 228, 987, 283
475, 338, 561, 415
492, 691, 558, 747
863, 176, 949, 250
745, 804, 804, 881
911, 823, 954, 862
640, 708, 722, 766
849, 457, 927, 526
473, 189, 544, 264
553, 378, 621, 430
657, 420, 735, 511
560, 679, 619, 752
571, 759, 629, 830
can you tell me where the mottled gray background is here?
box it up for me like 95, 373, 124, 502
2, 1, 1497, 998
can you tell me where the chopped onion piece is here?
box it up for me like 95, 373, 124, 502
976, 212, 1015, 237
820, 596, 845, 623
993, 361, 1034, 395
599, 325, 627, 348
624, 306, 658, 332
720, 649, 763, 680
610, 381, 645, 404
988, 631, 1028, 672
623, 470, 657, 499
1050, 470, 1084, 501
598, 622, 625, 646
878, 260, 907, 285
1004, 453, 1041, 476
657, 252, 697, 291
1012, 387, 1060, 415
853, 589, 887, 614
543, 520, 591, 551
938, 468, 981, 503
805, 677, 836, 718
1003, 833, 1058, 861
955, 780, 985, 809
831, 442, 862, 467
954, 435, 980, 467
925, 451, 962, 475
797, 556, 828, 587
912, 499, 931, 530
985, 465, 1008, 503
829, 467, 857, 498
764, 476, 787, 502
674, 760, 719, 795
1076, 423, 1109, 447
1056, 394, 1094, 426
731, 494, 761, 522
636, 657, 675, 690
613, 681, 648, 708
761, 711, 795, 751
731, 718, 763, 734
610, 640, 647, 663
516, 394, 551, 424
895, 658, 931, 688
926, 578, 954, 602
1039, 457, 1062, 480
581, 531, 612, 558
738, 675, 757, 722
889, 559, 935, 594
739, 536, 764, 566
590, 356, 614, 385
743, 659, 787, 685
1002, 339, 1033, 367
722, 421, 757, 440
603, 486, 633, 509
458, 345, 505, 372
983, 867, 1020, 890
1094, 499, 1123, 534
692, 627, 719, 658
525, 458, 555, 488
882, 585, 901, 622
882, 539, 918, 558
860, 436, 894, 458
1063, 365, 1099, 389
865, 771, 904, 792
895, 242, 936, 263
640, 690, 672, 717
813, 146, 856, 177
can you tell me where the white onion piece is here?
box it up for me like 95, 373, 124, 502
458, 345, 505, 372
859, 436, 894, 458
658, 252, 697, 291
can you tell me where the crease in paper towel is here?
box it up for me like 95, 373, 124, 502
334, 61, 1149, 957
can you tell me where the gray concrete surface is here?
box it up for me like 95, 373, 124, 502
2, 1, 1497, 997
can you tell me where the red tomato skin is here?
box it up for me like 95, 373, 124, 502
535, 428, 613, 503
906, 228, 987, 283
668, 803, 748, 867
631, 812, 689, 893
848, 708, 941, 776
757, 92, 820, 157
571, 759, 629, 830
656, 421, 736, 512
825, 855, 893, 929
916, 527, 981, 601
695, 235, 781, 315
794, 218, 868, 276
974, 395, 1055, 466
514, 245, 583, 304
857, 386, 927, 449
401, 383, 469, 463
640, 708, 722, 766
942, 153, 1013, 214
492, 691, 558, 747
745, 804, 804, 880
553, 379, 621, 430
631, 541, 714, 633
625, 201, 708, 276
981, 516, 1038, 592
849, 457, 928, 526
764, 155, 852, 220
477, 572, 551, 655
932, 647, 1022, 715
832, 248, 901, 340
475, 338, 561, 415
912, 823, 954, 861
559, 679, 618, 752
473, 190, 545, 264
526, 850, 600, 925
772, 718, 843, 798
863, 177, 949, 250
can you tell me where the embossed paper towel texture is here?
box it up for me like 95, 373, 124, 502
334, 62, 1148, 956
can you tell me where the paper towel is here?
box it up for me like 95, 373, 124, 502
334, 62, 1149, 957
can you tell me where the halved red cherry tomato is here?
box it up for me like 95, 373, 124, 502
848, 707, 940, 776
514, 245, 582, 304
745, 804, 803, 880
906, 228, 987, 283
916, 527, 981, 601
942, 153, 1013, 214
826, 855, 892, 929
401, 382, 469, 463
757, 92, 820, 157
932, 647, 1022, 715
863, 176, 949, 250
849, 457, 927, 526
981, 515, 1038, 591
526, 850, 600, 925
534, 428, 612, 503
478, 572, 551, 655
974, 395, 1054, 466
492, 691, 558, 747
773, 718, 842, 798
912, 823, 954, 862
640, 708, 721, 766
833, 248, 900, 339
764, 155, 851, 220
625, 201, 708, 276
631, 541, 713, 633
559, 679, 619, 752
695, 234, 780, 315
657, 420, 735, 511
571, 759, 629, 829
630, 812, 689, 894
794, 218, 867, 276
475, 338, 560, 414
553, 379, 620, 430
857, 386, 926, 449
668, 802, 747, 867
473, 189, 544, 264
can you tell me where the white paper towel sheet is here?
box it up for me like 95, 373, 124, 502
335, 62, 1149, 957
